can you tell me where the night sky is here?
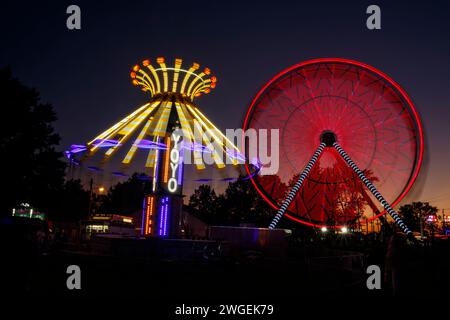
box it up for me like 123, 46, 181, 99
1, 1, 450, 209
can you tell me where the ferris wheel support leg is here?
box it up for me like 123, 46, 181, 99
269, 142, 326, 229
332, 142, 412, 236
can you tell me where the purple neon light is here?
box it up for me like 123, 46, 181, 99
163, 197, 169, 236
69, 144, 87, 154
226, 148, 246, 162
134, 139, 167, 149
177, 153, 184, 186
222, 177, 236, 182
91, 139, 121, 148
252, 229, 260, 243
250, 157, 262, 168
112, 171, 128, 177
181, 141, 213, 153
242, 161, 262, 180
193, 178, 213, 182
137, 174, 152, 181
87, 166, 102, 172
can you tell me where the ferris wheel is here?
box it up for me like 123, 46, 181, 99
243, 58, 424, 235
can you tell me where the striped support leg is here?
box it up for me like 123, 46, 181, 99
269, 142, 326, 229
332, 142, 412, 236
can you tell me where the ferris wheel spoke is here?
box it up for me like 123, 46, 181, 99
269, 142, 326, 229
332, 142, 412, 236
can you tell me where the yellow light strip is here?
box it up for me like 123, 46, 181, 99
186, 71, 205, 97
186, 104, 239, 166
157, 58, 169, 93
105, 105, 154, 156
136, 78, 151, 93
146, 64, 161, 93
146, 135, 162, 169
172, 58, 182, 93
117, 105, 154, 135
147, 102, 165, 133
88, 103, 150, 151
191, 106, 240, 152
135, 73, 152, 91
145, 100, 171, 168
146, 148, 157, 168
154, 67, 204, 84
174, 102, 195, 140
185, 104, 225, 148
122, 101, 160, 164
163, 137, 171, 182
151, 101, 172, 137
175, 101, 205, 169
88, 103, 149, 145
180, 63, 199, 94
137, 69, 156, 94
190, 109, 225, 168
155, 64, 204, 89
190, 79, 212, 100
122, 119, 152, 164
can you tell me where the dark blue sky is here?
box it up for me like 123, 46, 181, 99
1, 0, 450, 208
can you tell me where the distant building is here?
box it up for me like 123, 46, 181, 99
11, 203, 45, 221
80, 214, 136, 240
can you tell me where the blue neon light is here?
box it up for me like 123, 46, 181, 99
134, 139, 167, 149
141, 197, 146, 236
163, 197, 169, 236
158, 199, 164, 236
153, 138, 160, 192
91, 139, 121, 148
178, 154, 184, 186
156, 197, 170, 237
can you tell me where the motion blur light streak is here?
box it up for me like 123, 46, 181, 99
244, 58, 423, 230
67, 57, 260, 237
68, 57, 241, 171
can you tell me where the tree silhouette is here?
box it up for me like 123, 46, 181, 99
0, 67, 66, 216
188, 184, 219, 223
398, 201, 438, 233
99, 173, 151, 215
187, 177, 273, 226
50, 179, 90, 222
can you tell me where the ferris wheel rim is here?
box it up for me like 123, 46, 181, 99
243, 57, 424, 229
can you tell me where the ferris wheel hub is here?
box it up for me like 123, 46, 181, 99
320, 130, 337, 147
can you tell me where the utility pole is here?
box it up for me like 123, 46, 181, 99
442, 208, 450, 234
442, 209, 446, 232
420, 206, 424, 239
88, 177, 93, 216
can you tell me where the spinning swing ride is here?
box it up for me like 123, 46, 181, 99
243, 58, 423, 235
66, 57, 253, 238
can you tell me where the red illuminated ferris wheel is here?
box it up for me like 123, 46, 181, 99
243, 58, 424, 235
